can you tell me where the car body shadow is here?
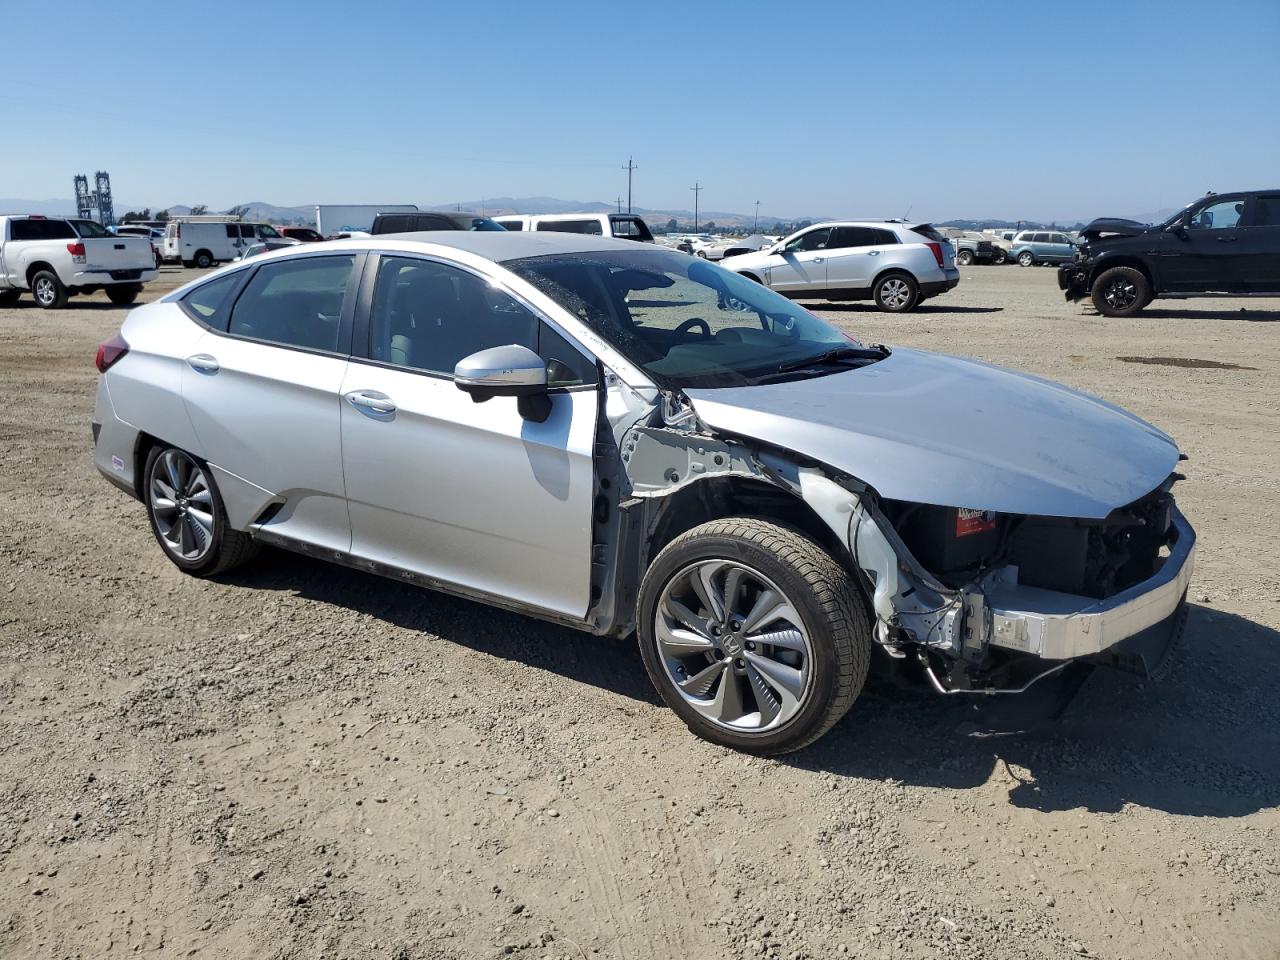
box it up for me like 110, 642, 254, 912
1087, 306, 1280, 322
220, 549, 660, 706
788, 604, 1280, 818
808, 302, 1004, 314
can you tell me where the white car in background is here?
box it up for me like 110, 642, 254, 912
492, 213, 655, 242
722, 220, 960, 312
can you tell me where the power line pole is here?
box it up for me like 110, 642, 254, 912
754, 200, 760, 233
616, 196, 622, 213
622, 156, 637, 213
691, 181, 703, 233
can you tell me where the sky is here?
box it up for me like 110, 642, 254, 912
2, 0, 1278, 224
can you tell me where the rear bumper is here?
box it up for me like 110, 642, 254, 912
74, 267, 158, 285
921, 269, 961, 297
984, 506, 1196, 661
1058, 263, 1090, 301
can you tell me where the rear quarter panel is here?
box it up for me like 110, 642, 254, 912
106, 303, 205, 455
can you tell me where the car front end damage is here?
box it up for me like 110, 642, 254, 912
1058, 251, 1092, 302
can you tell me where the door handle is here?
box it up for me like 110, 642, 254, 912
1216, 236, 1237, 243
812, 257, 825, 263
185, 354, 219, 374
867, 250, 880, 256
345, 390, 396, 415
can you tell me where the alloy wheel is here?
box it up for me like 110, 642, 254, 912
1102, 277, 1138, 310
34, 277, 55, 305
654, 559, 813, 734
149, 449, 216, 562
880, 278, 911, 310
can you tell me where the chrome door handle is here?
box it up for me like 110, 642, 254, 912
867, 250, 880, 256
812, 257, 825, 263
186, 354, 219, 373
345, 390, 396, 414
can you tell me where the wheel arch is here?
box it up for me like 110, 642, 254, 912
870, 265, 917, 290
25, 261, 57, 287
1089, 255, 1155, 290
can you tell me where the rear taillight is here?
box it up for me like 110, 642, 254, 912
67, 242, 86, 264
95, 333, 129, 373
925, 242, 945, 269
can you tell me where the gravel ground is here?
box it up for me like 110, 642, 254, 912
1, 263, 1278, 960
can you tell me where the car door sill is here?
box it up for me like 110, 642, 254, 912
250, 527, 594, 633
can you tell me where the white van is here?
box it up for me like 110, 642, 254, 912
162, 218, 284, 268
492, 213, 655, 242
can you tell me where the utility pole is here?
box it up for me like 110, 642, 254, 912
616, 196, 623, 213
691, 181, 703, 233
622, 156, 638, 213
754, 200, 760, 233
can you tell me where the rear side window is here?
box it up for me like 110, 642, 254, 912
228, 255, 355, 352
829, 226, 880, 249
1249, 196, 1280, 227
537, 219, 603, 235
497, 219, 524, 231
12, 219, 77, 240
180, 271, 245, 326
225, 224, 240, 238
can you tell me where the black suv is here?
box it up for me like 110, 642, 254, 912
370, 211, 506, 234
1059, 190, 1280, 317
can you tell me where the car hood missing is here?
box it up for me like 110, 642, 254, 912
685, 347, 1180, 518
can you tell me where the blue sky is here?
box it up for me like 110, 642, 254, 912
2, 0, 1277, 222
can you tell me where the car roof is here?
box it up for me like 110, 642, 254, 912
361, 230, 648, 262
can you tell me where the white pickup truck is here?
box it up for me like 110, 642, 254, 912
0, 215, 158, 308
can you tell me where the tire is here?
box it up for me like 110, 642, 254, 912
992, 249, 1008, 265
637, 518, 872, 755
143, 445, 260, 577
1091, 266, 1150, 318
106, 285, 140, 306
872, 272, 920, 313
1017, 251, 1035, 267
696, 250, 708, 259
193, 250, 214, 269
182, 259, 195, 269
955, 249, 974, 266
0, 289, 19, 306
30, 270, 67, 309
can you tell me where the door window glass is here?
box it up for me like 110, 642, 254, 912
785, 228, 831, 253
873, 229, 898, 245
368, 257, 538, 375
1248, 196, 1280, 227
181, 271, 245, 327
536, 219, 603, 235
828, 226, 878, 249
1189, 199, 1244, 230
228, 255, 354, 351
225, 224, 240, 238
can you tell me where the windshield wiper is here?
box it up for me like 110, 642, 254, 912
776, 345, 886, 373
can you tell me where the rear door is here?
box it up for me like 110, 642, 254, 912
180, 253, 361, 551
1237, 194, 1280, 291
339, 253, 600, 617
824, 226, 882, 290
767, 227, 831, 293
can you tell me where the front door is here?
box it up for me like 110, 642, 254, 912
1238, 194, 1280, 292
339, 254, 600, 619
1166, 196, 1249, 291
181, 253, 360, 551
766, 227, 831, 294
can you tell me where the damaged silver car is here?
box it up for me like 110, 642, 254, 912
91, 233, 1195, 754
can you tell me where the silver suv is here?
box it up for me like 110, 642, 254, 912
92, 234, 1194, 754
721, 220, 960, 312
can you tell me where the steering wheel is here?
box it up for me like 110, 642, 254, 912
674, 317, 712, 339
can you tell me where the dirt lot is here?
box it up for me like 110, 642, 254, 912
1, 263, 1278, 960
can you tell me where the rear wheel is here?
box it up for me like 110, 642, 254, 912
637, 518, 871, 754
1017, 251, 1035, 267
1091, 266, 1150, 318
106, 285, 141, 306
193, 250, 214, 269
873, 272, 920, 312
955, 249, 974, 266
31, 270, 67, 309
144, 445, 259, 576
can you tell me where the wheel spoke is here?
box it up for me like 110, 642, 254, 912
740, 588, 790, 634
678, 659, 727, 698
746, 663, 782, 726
688, 561, 727, 622
745, 650, 805, 703
722, 567, 746, 621
186, 515, 210, 553
164, 454, 183, 493
663, 597, 714, 641
151, 496, 178, 514
747, 625, 807, 652
656, 616, 715, 659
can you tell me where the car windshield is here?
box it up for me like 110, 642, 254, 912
71, 219, 111, 238
507, 249, 869, 389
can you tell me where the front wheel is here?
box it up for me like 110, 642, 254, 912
873, 273, 919, 312
1017, 251, 1035, 267
992, 248, 1008, 265
1091, 266, 1150, 318
144, 445, 259, 576
106, 285, 140, 306
31, 270, 67, 309
637, 519, 871, 754
955, 249, 974, 266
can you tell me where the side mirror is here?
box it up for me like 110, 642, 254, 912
454, 344, 551, 422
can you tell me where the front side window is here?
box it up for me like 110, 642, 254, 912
1189, 199, 1244, 230
368, 256, 595, 385
784, 228, 831, 253
228, 255, 355, 351
257, 224, 280, 238
508, 249, 863, 390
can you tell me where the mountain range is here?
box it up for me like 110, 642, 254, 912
0, 196, 1180, 232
